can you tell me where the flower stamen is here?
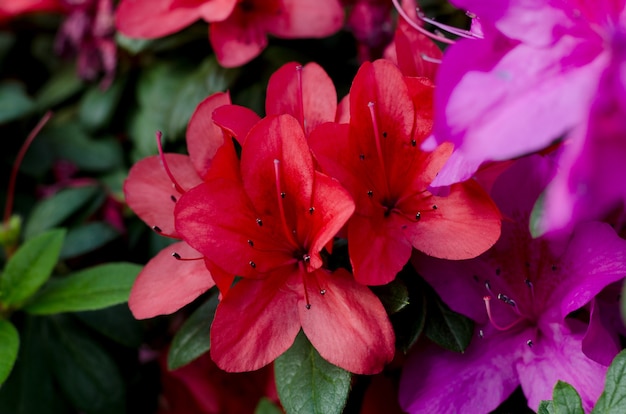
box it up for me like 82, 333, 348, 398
156, 131, 186, 194
483, 296, 525, 331
274, 159, 299, 247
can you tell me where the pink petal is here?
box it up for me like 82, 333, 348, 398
186, 92, 231, 179
266, 62, 337, 136
209, 13, 267, 67
210, 274, 301, 372
129, 241, 214, 319
124, 154, 202, 237
268, 0, 343, 38
300, 268, 395, 374
115, 0, 201, 38
517, 320, 607, 412
582, 299, 621, 366
399, 327, 523, 414
195, 0, 237, 22
212, 104, 260, 146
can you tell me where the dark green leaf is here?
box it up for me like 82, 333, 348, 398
168, 293, 218, 370
34, 65, 84, 109
538, 400, 555, 414
24, 185, 99, 239
0, 320, 19, 385
0, 82, 34, 124
59, 222, 120, 259
75, 304, 143, 348
115, 33, 153, 54
49, 315, 125, 414
275, 331, 351, 414
393, 288, 426, 353
255, 397, 283, 414
23, 262, 141, 315
553, 381, 583, 414
0, 229, 65, 307
79, 78, 126, 132
424, 294, 474, 353
371, 278, 410, 314
592, 349, 626, 413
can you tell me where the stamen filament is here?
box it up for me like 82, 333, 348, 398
391, 0, 455, 45
273, 159, 298, 247
367, 102, 391, 199
419, 14, 483, 39
483, 296, 525, 331
420, 53, 443, 64
4, 111, 53, 225
300, 261, 312, 309
156, 131, 186, 194
171, 252, 204, 261
295, 65, 305, 130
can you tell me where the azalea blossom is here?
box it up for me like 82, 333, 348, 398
309, 59, 501, 286
123, 92, 234, 319
401, 155, 626, 413
0, 0, 63, 22
115, 0, 344, 67
174, 113, 395, 374
425, 0, 626, 234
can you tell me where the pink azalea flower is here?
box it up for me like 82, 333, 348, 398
0, 0, 63, 22
342, 0, 394, 62
309, 59, 501, 286
123, 92, 234, 319
402, 155, 626, 413
428, 0, 625, 193
115, 0, 344, 67
174, 113, 395, 374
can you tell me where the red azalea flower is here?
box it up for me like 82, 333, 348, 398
123, 92, 235, 319
175, 114, 395, 374
115, 0, 344, 67
309, 59, 502, 286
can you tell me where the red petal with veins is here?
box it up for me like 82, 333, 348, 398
124, 154, 202, 238
115, 0, 201, 38
210, 273, 301, 372
301, 268, 395, 374
129, 241, 214, 318
268, 0, 343, 38
209, 12, 268, 68
212, 104, 261, 146
266, 62, 337, 136
186, 92, 231, 179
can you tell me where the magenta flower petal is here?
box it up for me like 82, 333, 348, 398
129, 241, 214, 319
582, 299, 622, 367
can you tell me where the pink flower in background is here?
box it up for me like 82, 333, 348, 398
115, 0, 344, 67
343, 0, 394, 62
428, 0, 626, 199
402, 155, 626, 413
0, 0, 63, 22
175, 113, 395, 374
123, 92, 234, 319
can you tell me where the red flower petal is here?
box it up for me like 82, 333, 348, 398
186, 92, 232, 179
115, 0, 201, 38
212, 104, 261, 146
301, 268, 395, 374
124, 154, 202, 237
209, 13, 268, 67
210, 274, 301, 372
129, 241, 214, 318
268, 0, 343, 38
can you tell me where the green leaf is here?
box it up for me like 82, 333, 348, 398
0, 82, 34, 124
552, 381, 583, 414
529, 191, 547, 238
0, 229, 65, 307
79, 78, 126, 132
24, 185, 99, 239
23, 262, 141, 315
255, 397, 283, 414
34, 65, 84, 109
424, 293, 474, 353
48, 315, 125, 414
59, 222, 120, 260
275, 331, 351, 414
168, 293, 218, 370
75, 304, 143, 348
592, 349, 626, 413
371, 278, 410, 314
115, 33, 153, 54
538, 400, 555, 414
0, 320, 19, 385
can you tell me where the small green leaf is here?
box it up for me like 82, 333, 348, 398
552, 381, 583, 414
0, 215, 22, 251
79, 78, 125, 132
0, 82, 34, 124
0, 320, 19, 385
592, 349, 626, 413
34, 65, 84, 110
371, 279, 410, 314
59, 222, 120, 260
75, 304, 143, 348
168, 293, 218, 370
48, 316, 125, 413
529, 191, 547, 238
425, 294, 474, 353
255, 397, 283, 414
275, 331, 351, 414
538, 400, 555, 414
0, 229, 65, 307
23, 262, 141, 315
115, 33, 153, 54
24, 185, 99, 239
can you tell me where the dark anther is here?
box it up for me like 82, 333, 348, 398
303, 255, 311, 264
320, 289, 326, 295
247, 239, 254, 247
172, 252, 181, 260
551, 265, 557, 271
256, 218, 263, 226
525, 279, 532, 287
382, 131, 388, 138
305, 304, 311, 310
367, 190, 374, 197
249, 261, 256, 268
152, 226, 163, 233
479, 329, 484, 338
432, 204, 438, 210
359, 154, 365, 160
170, 195, 177, 202
281, 192, 286, 198
309, 207, 315, 214
526, 340, 534, 348
495, 268, 501, 276
411, 139, 417, 147
415, 212, 421, 220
